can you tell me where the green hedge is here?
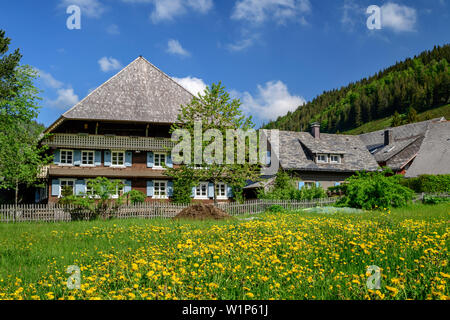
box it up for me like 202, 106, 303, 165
401, 175, 450, 193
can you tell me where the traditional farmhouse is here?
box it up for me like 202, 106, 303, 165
245, 124, 380, 196
37, 57, 233, 203
358, 118, 449, 177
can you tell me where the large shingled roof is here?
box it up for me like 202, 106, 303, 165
405, 121, 450, 177
358, 118, 448, 173
48, 56, 194, 131
263, 129, 380, 173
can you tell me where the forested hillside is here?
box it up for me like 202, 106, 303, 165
263, 44, 450, 133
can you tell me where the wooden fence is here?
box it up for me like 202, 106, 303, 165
0, 198, 341, 223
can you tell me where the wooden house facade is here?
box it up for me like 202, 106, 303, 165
38, 57, 232, 204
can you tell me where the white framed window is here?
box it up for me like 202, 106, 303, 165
154, 153, 166, 168
317, 154, 328, 163
304, 181, 315, 189
111, 151, 125, 167
215, 183, 227, 200
195, 182, 208, 199
81, 150, 95, 166
154, 180, 168, 199
330, 155, 341, 164
59, 179, 75, 197
112, 180, 125, 198
60, 150, 73, 165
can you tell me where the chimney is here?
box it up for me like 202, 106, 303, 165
311, 122, 320, 139
384, 129, 393, 146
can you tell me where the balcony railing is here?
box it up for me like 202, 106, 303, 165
43, 134, 175, 151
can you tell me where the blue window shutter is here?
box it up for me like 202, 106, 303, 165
191, 186, 196, 198
208, 182, 214, 199
298, 182, 305, 190
53, 150, 60, 164
147, 152, 154, 168
124, 180, 132, 193
227, 185, 233, 198
95, 151, 102, 166
147, 181, 154, 197
51, 179, 60, 196
266, 150, 271, 165
75, 180, 85, 196
104, 150, 111, 167
316, 182, 320, 188
125, 152, 132, 167
335, 182, 341, 187
74, 150, 81, 166
168, 181, 174, 197
166, 153, 173, 168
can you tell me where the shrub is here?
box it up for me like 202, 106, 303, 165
337, 170, 414, 210
59, 178, 125, 221
401, 175, 450, 193
267, 205, 285, 213
258, 171, 327, 201
123, 190, 146, 204
422, 195, 450, 205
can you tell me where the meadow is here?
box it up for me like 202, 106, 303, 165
0, 203, 448, 300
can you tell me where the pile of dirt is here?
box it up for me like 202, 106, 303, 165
174, 203, 232, 220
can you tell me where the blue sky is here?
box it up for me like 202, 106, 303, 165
1, 0, 449, 128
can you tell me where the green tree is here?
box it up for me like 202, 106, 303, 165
406, 107, 419, 124
391, 111, 403, 127
0, 66, 51, 204
0, 29, 22, 100
166, 82, 261, 205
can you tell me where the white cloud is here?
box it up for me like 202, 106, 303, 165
98, 57, 122, 72
60, 0, 105, 18
381, 3, 417, 32
341, 0, 364, 31
122, 0, 213, 23
231, 0, 311, 25
227, 34, 260, 52
172, 76, 207, 96
106, 24, 120, 35
35, 69, 64, 89
35, 68, 80, 110
48, 88, 80, 110
232, 81, 305, 121
166, 39, 191, 57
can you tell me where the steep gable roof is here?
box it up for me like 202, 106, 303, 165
46, 57, 194, 132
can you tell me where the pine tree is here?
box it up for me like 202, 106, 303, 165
391, 111, 403, 127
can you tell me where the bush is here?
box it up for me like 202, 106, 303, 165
422, 195, 450, 205
123, 190, 146, 204
267, 205, 285, 213
337, 170, 414, 210
401, 175, 450, 193
59, 178, 125, 221
258, 171, 327, 201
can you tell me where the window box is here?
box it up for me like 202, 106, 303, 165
215, 183, 228, 200
111, 151, 125, 167
153, 152, 166, 169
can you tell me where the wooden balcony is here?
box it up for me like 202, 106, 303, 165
43, 133, 175, 151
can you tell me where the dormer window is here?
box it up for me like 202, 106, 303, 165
317, 154, 328, 163
330, 155, 342, 164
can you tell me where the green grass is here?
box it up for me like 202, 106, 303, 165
0, 203, 448, 300
345, 104, 450, 135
